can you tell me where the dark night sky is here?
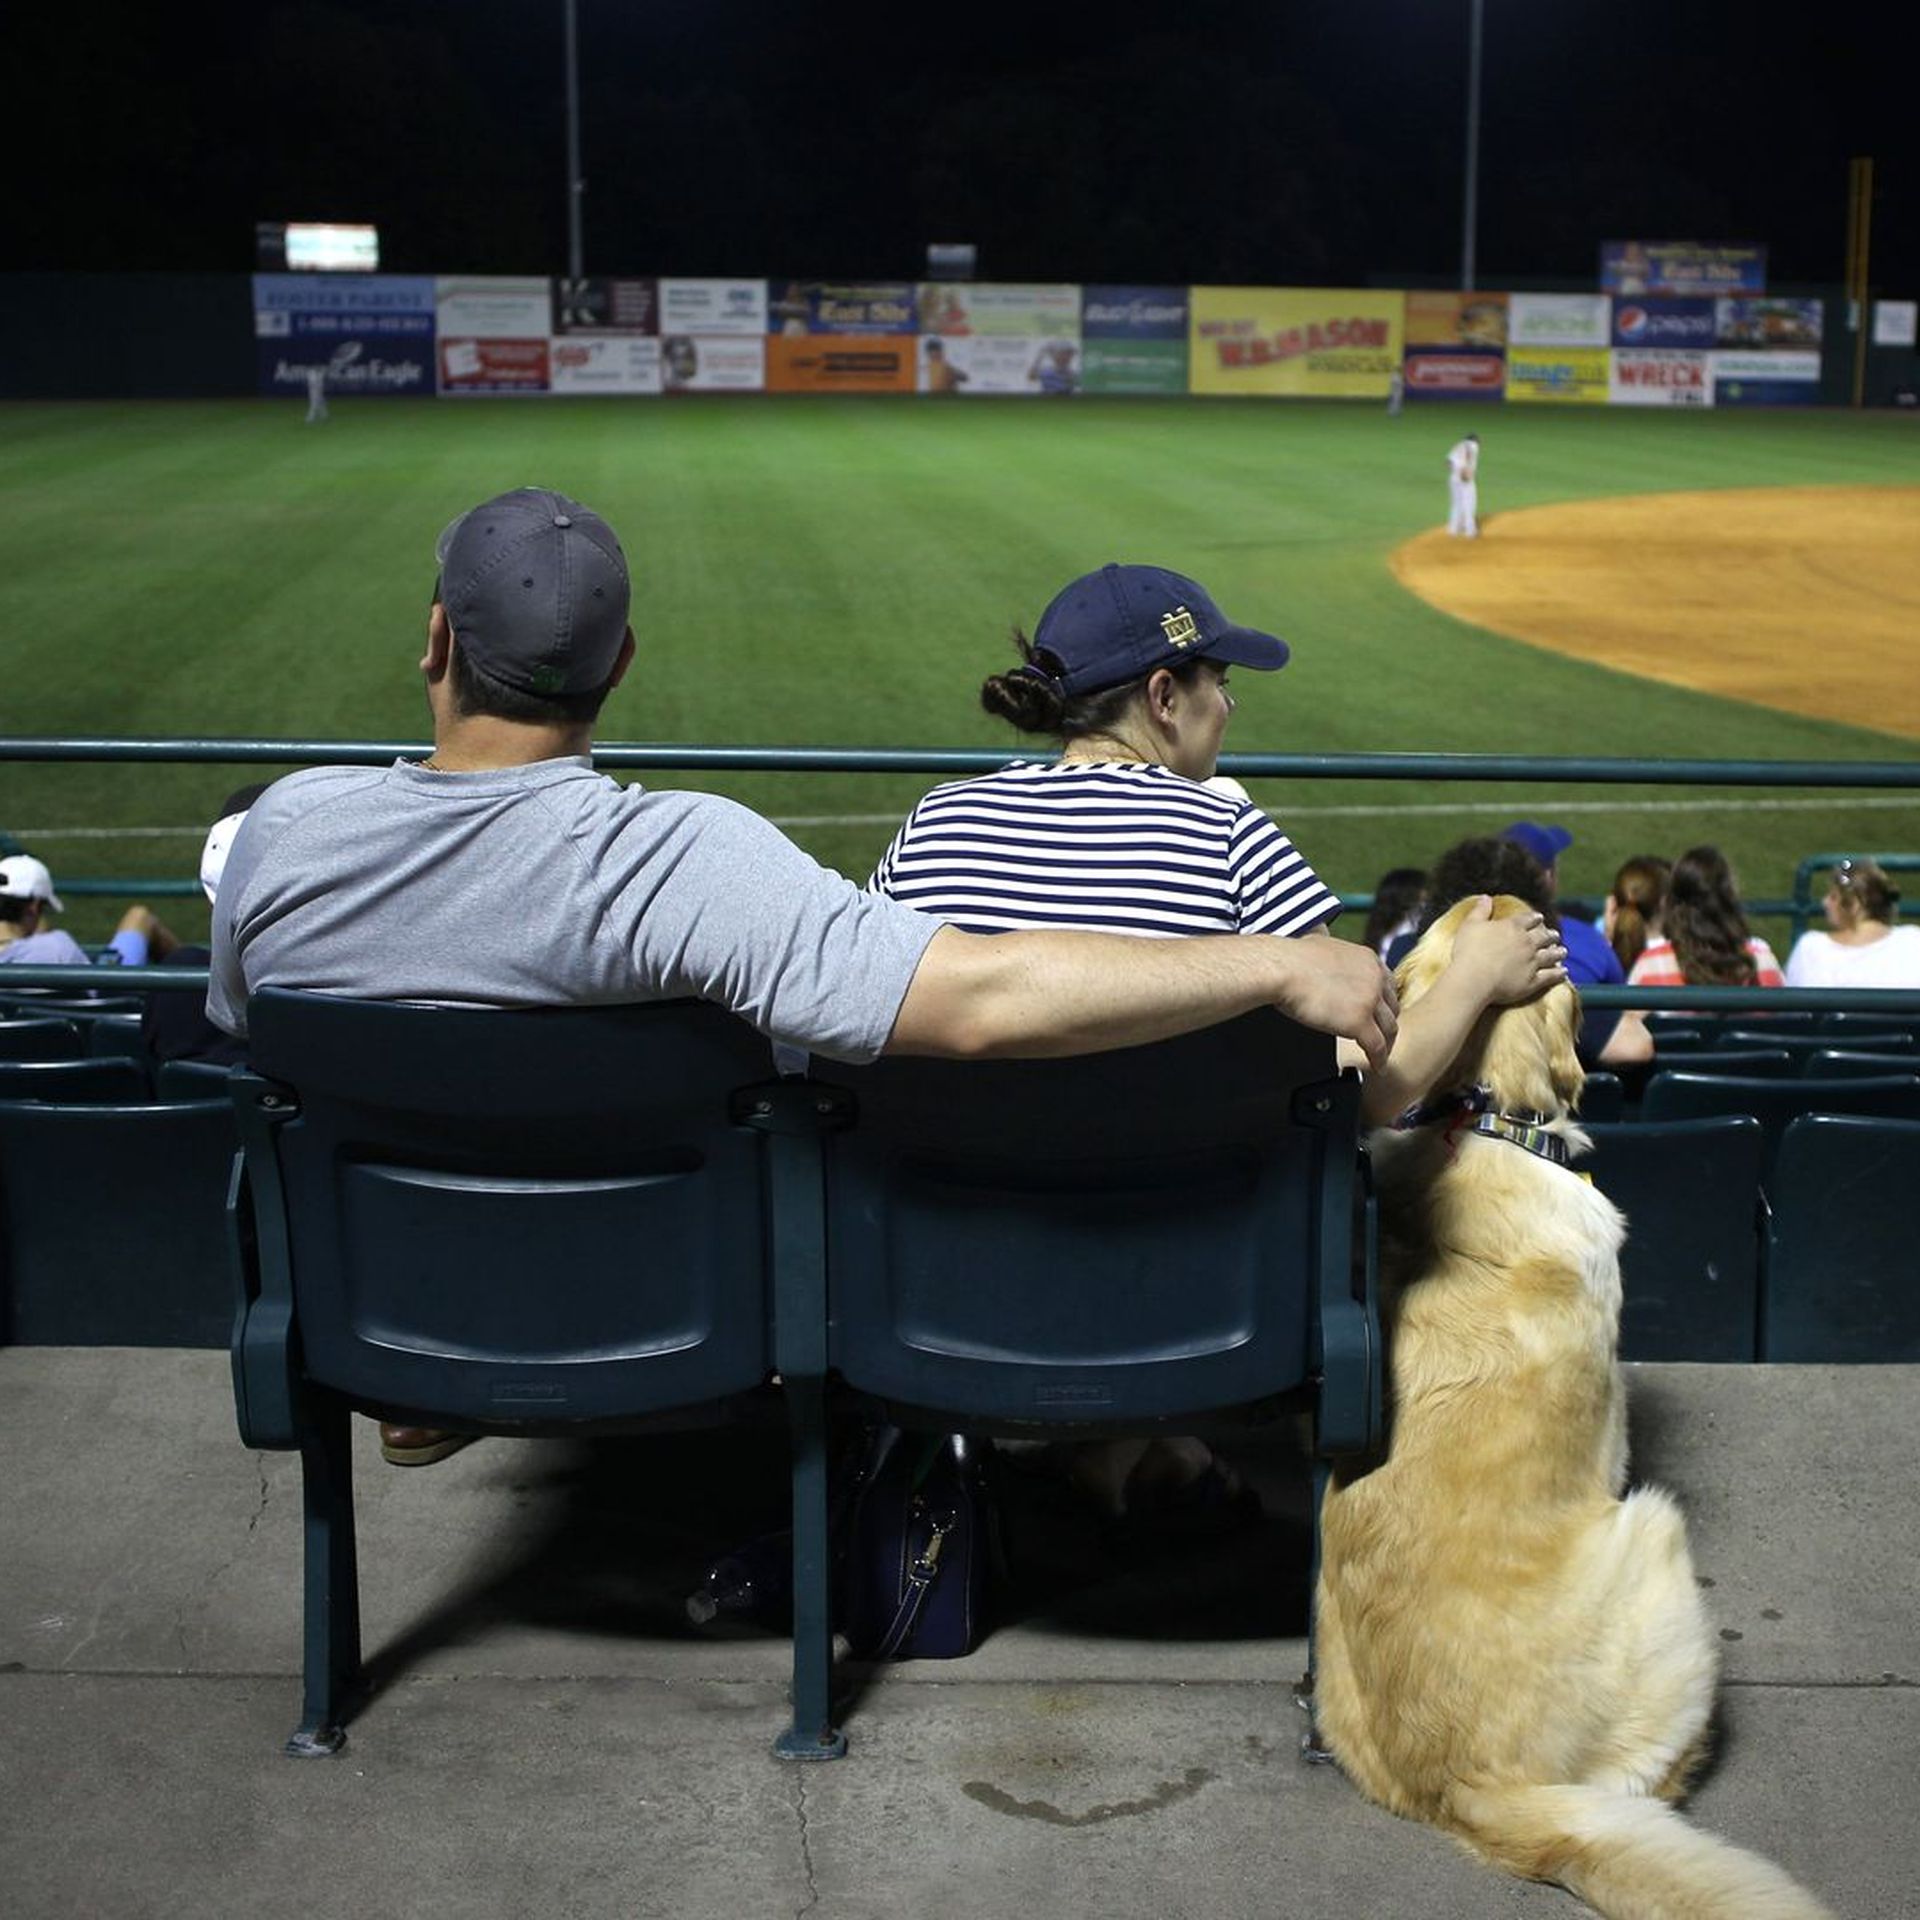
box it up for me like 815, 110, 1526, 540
9, 0, 1915, 291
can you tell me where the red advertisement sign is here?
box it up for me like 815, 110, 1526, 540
438, 337, 551, 393
1403, 349, 1507, 398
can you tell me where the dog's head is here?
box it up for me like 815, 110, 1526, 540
1395, 894, 1584, 1118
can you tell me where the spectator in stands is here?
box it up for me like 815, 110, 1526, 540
869, 564, 1564, 1132
868, 567, 1564, 1524
0, 854, 176, 971
1363, 867, 1428, 961
1603, 853, 1671, 976
1785, 858, 1920, 988
210, 493, 1401, 1466
1628, 845, 1783, 989
141, 786, 266, 1067
1390, 835, 1652, 1075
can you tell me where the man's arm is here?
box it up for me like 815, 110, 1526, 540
886, 924, 1398, 1066
1334, 899, 1566, 1124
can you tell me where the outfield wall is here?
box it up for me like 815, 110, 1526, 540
5, 273, 1915, 405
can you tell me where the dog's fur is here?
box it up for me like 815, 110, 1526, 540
1313, 895, 1833, 1920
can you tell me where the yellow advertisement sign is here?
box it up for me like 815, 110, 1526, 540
1506, 346, 1611, 404
1405, 291, 1509, 349
1189, 288, 1404, 396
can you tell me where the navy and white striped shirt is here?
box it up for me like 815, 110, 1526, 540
869, 762, 1340, 939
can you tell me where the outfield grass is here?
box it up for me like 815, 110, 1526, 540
2, 396, 1916, 948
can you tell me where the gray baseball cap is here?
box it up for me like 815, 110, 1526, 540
433, 488, 631, 697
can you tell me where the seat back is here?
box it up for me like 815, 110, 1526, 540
0, 1017, 84, 1062
813, 1012, 1376, 1451
1651, 1048, 1793, 1079
1580, 1117, 1765, 1360
0, 1100, 237, 1345
1723, 1029, 1916, 1057
1640, 1072, 1920, 1177
234, 990, 789, 1442
85, 1013, 148, 1062
1820, 1013, 1920, 1047
1575, 1071, 1625, 1123
157, 1058, 239, 1102
0, 1056, 150, 1104
1803, 1050, 1920, 1079
1762, 1116, 1920, 1361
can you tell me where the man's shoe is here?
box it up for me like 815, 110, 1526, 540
378, 1423, 477, 1467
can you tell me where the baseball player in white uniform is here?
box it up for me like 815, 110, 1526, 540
1446, 432, 1479, 536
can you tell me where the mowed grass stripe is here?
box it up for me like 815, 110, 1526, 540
2, 397, 1916, 945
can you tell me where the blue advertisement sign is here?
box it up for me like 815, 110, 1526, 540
767, 281, 917, 335
1715, 298, 1824, 348
1600, 243, 1766, 296
1082, 286, 1188, 340
1713, 377, 1820, 408
252, 274, 435, 397
1610, 297, 1715, 348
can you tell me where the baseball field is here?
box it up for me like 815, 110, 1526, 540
1, 396, 1915, 948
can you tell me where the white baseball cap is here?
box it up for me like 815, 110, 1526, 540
0, 854, 64, 912
199, 812, 249, 904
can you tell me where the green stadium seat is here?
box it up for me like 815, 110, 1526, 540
156, 1058, 238, 1102
1762, 1116, 1920, 1361
0, 1017, 85, 1062
1580, 1118, 1765, 1360
1803, 1050, 1920, 1078
1640, 1072, 1920, 1178
1723, 1029, 1915, 1058
1651, 1049, 1794, 1079
1575, 1071, 1625, 1123
1820, 1013, 1920, 1047
0, 1057, 150, 1104
0, 1099, 236, 1345
85, 1012, 148, 1062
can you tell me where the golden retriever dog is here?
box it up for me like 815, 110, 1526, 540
1312, 894, 1832, 1920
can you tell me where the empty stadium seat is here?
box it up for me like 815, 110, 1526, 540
0, 1098, 236, 1345
1648, 1049, 1794, 1079
1575, 1071, 1625, 1123
1820, 1013, 1920, 1048
1723, 1029, 1916, 1058
1639, 1071, 1920, 1176
1580, 1118, 1765, 1360
85, 1012, 147, 1063
1803, 1050, 1920, 1078
0, 1057, 150, 1103
156, 1059, 238, 1102
1762, 1116, 1920, 1361
0, 1017, 84, 1062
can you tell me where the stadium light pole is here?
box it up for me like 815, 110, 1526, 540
564, 0, 585, 279
1460, 0, 1484, 291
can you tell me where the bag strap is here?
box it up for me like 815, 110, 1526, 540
870, 1503, 957, 1659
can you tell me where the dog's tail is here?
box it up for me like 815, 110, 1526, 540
1450, 1782, 1834, 1920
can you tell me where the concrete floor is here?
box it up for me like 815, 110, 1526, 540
1, 1349, 1913, 1919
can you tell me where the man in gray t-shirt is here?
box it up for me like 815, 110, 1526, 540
212, 486, 1402, 1073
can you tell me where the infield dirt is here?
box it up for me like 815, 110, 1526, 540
1391, 484, 1920, 739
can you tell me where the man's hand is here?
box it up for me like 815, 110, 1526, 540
1278, 935, 1398, 1071
1447, 895, 1567, 1005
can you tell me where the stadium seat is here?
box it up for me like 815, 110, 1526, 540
809, 1011, 1375, 1740
1722, 1029, 1916, 1058
85, 1012, 147, 1062
1648, 1011, 1820, 1042
0, 1057, 150, 1104
1820, 1013, 1920, 1047
1580, 1118, 1765, 1360
229, 990, 828, 1760
1762, 1116, 1920, 1361
156, 1058, 238, 1102
1803, 1050, 1920, 1078
1645, 1048, 1793, 1079
0, 1099, 236, 1346
1639, 1072, 1920, 1177
0, 1017, 84, 1062
1575, 1071, 1625, 1123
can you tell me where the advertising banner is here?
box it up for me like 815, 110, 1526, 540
918, 334, 1080, 394
438, 337, 551, 393
1403, 349, 1506, 399
1711, 350, 1821, 406
549, 336, 664, 395
1715, 298, 1824, 348
1601, 242, 1767, 296
917, 283, 1081, 337
552, 277, 659, 335
1610, 349, 1713, 407
1081, 286, 1188, 340
252, 273, 435, 398
767, 281, 917, 335
1189, 288, 1404, 396
1610, 297, 1715, 349
1404, 291, 1508, 349
1507, 294, 1610, 348
1082, 341, 1187, 394
766, 335, 916, 393
659, 279, 768, 337
435, 277, 551, 339
661, 335, 765, 391
1506, 346, 1610, 405
1873, 300, 1919, 349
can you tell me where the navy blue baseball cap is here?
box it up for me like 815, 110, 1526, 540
1030, 564, 1290, 699
1502, 821, 1574, 868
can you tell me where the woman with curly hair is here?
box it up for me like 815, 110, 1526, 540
1785, 857, 1920, 987
1626, 845, 1783, 988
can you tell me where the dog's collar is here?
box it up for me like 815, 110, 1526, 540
1392, 1085, 1572, 1168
